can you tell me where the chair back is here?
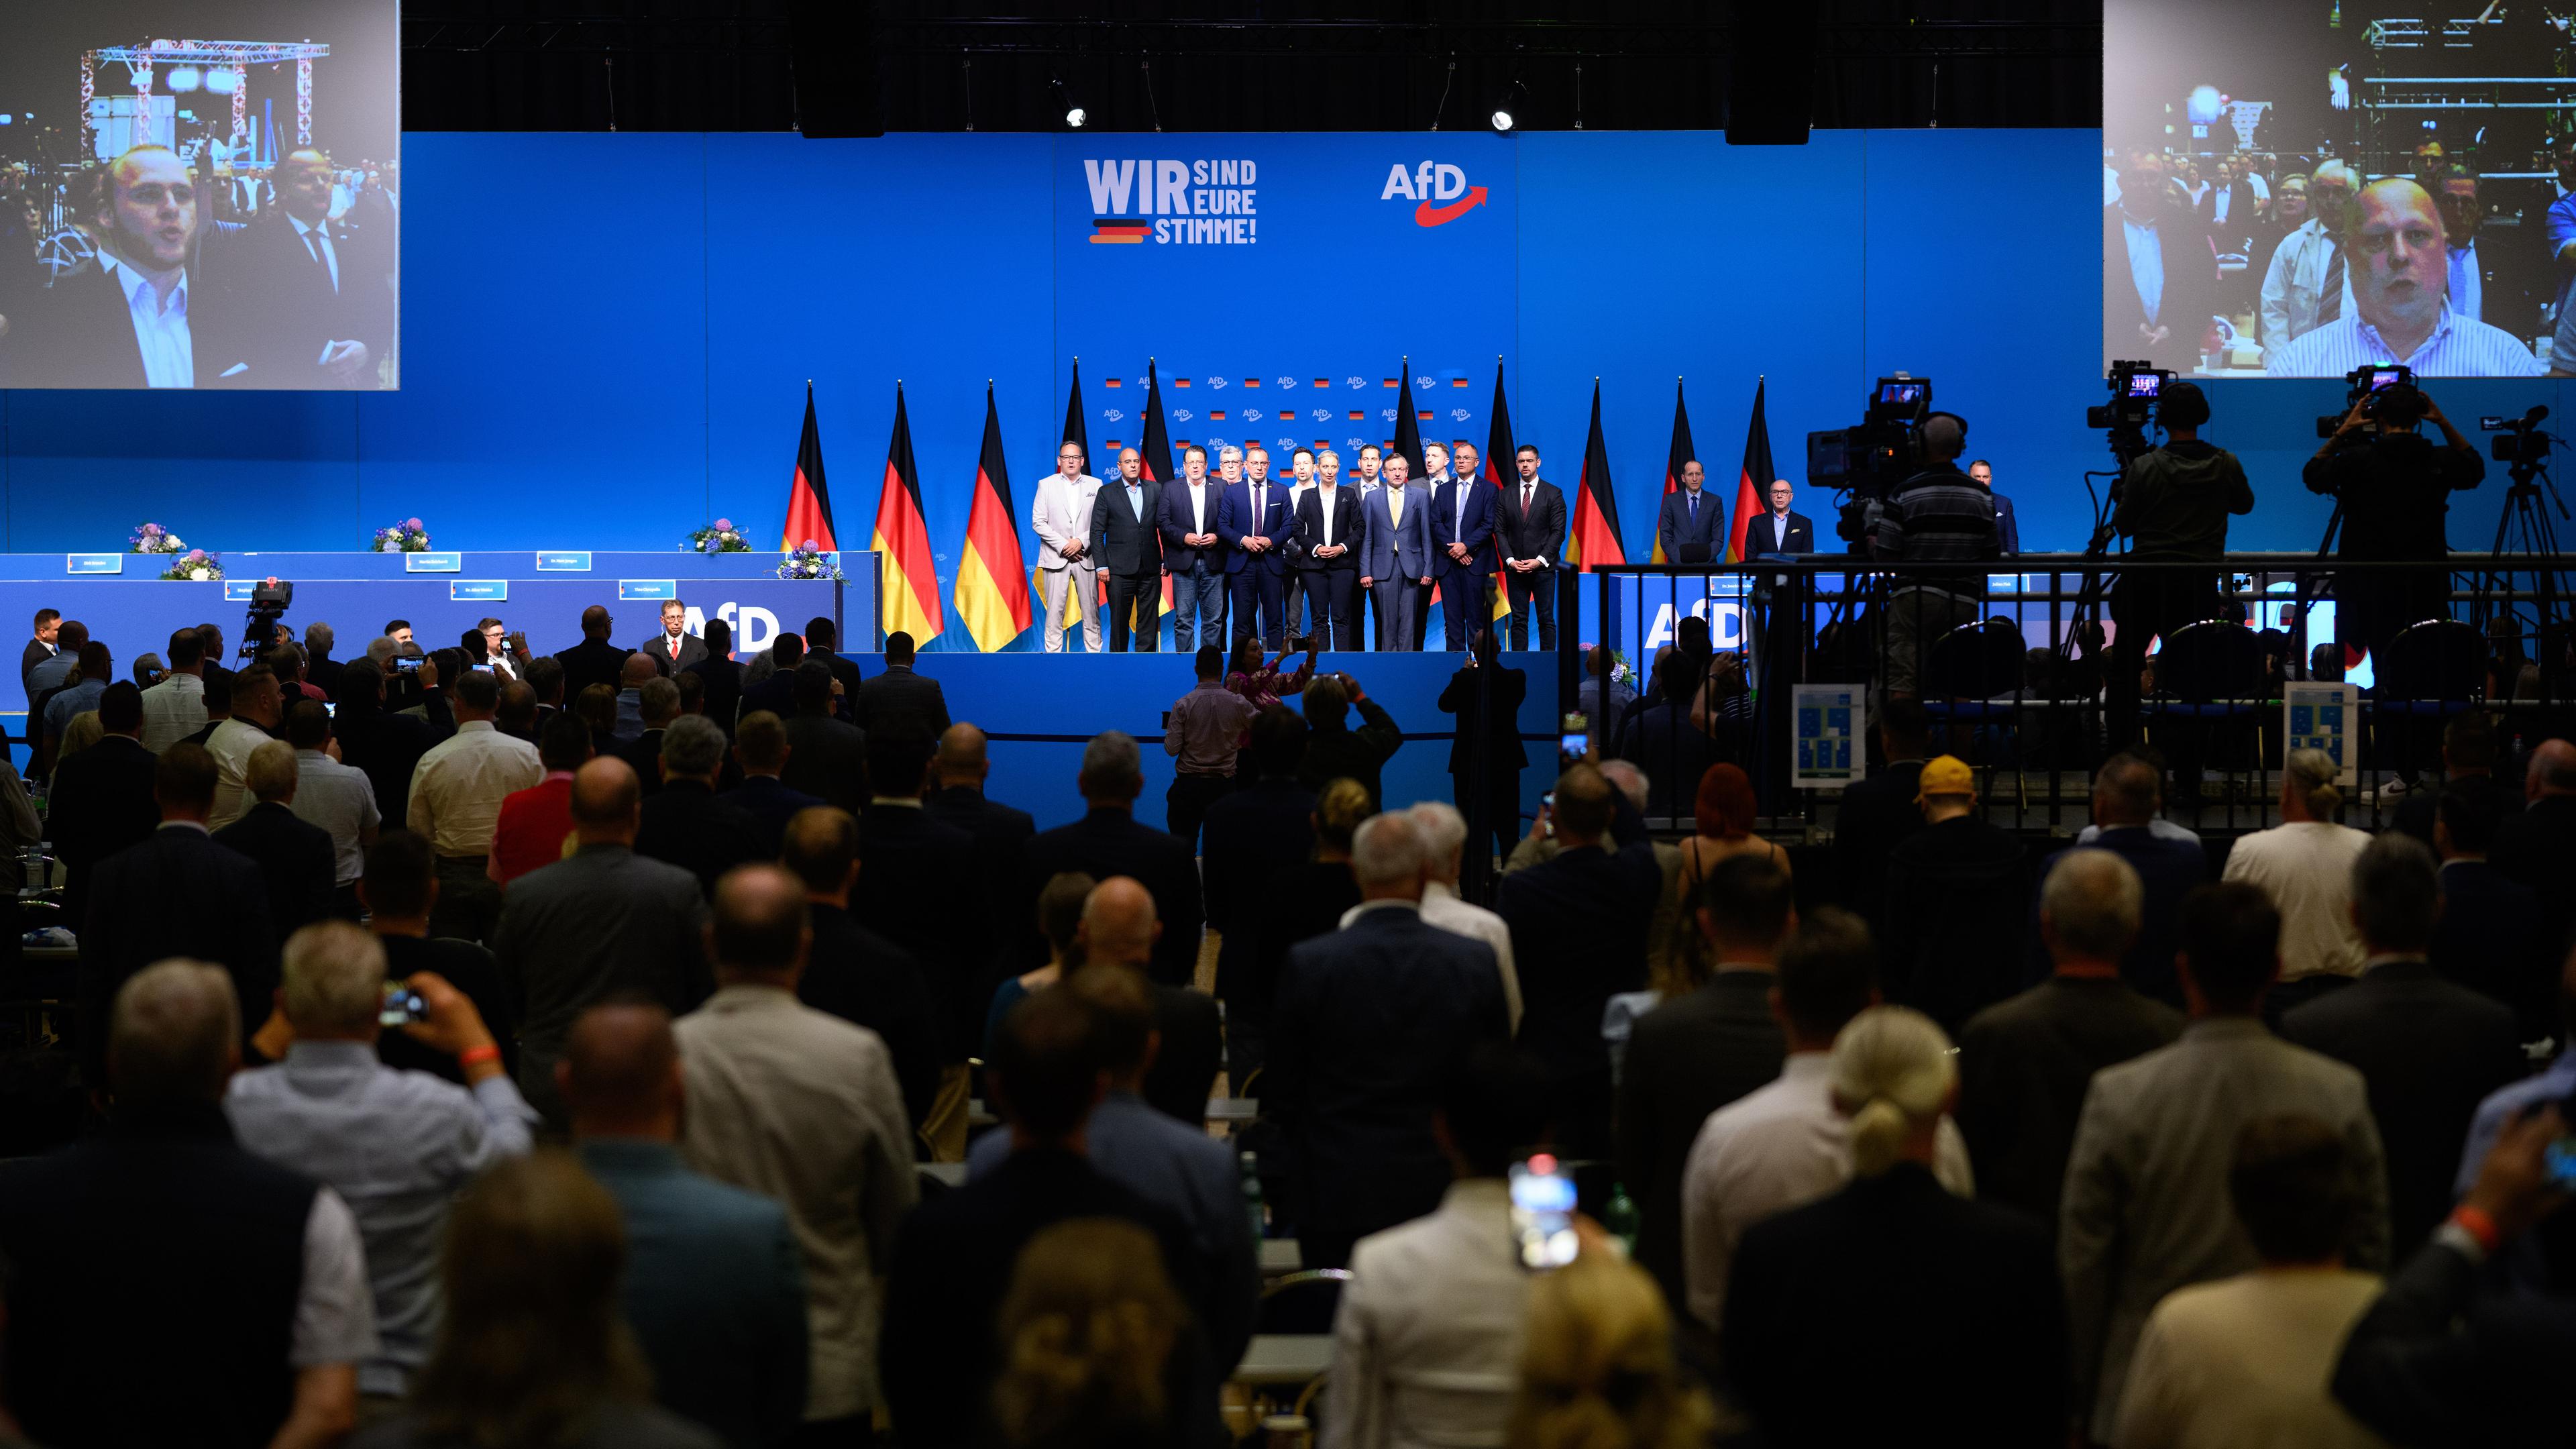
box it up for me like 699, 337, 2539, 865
2153, 621, 2265, 703
1924, 619, 2024, 699
2377, 619, 2485, 702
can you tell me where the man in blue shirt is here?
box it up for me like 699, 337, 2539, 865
2551, 144, 2576, 376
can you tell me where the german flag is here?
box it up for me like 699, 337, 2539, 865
956, 384, 1032, 651
1484, 359, 1517, 623
780, 384, 839, 554
1049, 360, 1093, 630
1091, 219, 1150, 244
872, 384, 945, 645
1651, 379, 1698, 565
1134, 362, 1179, 610
1725, 380, 1775, 565
1452, 378, 1471, 388
1391, 360, 1425, 478
1566, 380, 1628, 570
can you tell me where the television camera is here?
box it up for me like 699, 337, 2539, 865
1809, 374, 1934, 547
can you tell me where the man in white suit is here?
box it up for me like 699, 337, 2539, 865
1032, 441, 1104, 653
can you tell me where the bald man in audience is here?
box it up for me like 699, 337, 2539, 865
1073, 876, 1224, 1127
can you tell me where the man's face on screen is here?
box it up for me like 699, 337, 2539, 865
2121, 154, 2167, 213
2275, 182, 2308, 225
2438, 177, 2479, 248
2351, 181, 2446, 333
2309, 172, 2353, 230
279, 158, 333, 224
105, 151, 196, 270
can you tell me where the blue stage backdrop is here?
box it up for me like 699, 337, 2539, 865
1, 129, 2568, 660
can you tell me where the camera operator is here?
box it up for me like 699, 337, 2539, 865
1867, 412, 1999, 699
2107, 381, 2253, 748
2304, 381, 2483, 669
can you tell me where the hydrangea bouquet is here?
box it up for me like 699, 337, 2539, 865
159, 549, 223, 582
777, 540, 843, 581
129, 521, 188, 554
372, 518, 432, 551
688, 519, 753, 553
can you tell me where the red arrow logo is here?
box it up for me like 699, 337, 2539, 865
1413, 184, 1488, 227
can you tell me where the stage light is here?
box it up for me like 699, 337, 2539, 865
1489, 80, 1529, 133
1067, 106, 1087, 128
1051, 77, 1085, 129
205, 68, 239, 95
167, 66, 203, 93
2185, 85, 2221, 124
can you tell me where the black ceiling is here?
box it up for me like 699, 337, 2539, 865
399, 1, 2103, 133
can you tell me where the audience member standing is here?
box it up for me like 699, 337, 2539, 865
551, 604, 633, 701
406, 669, 543, 942
23, 618, 83, 700
79, 743, 277, 1083
924, 721, 1038, 979
208, 663, 284, 828
2388, 710, 2524, 846
333, 658, 439, 827
722, 709, 824, 856
215, 740, 339, 936
675, 865, 918, 1447
852, 722, 988, 1153
614, 676, 680, 797
1222, 777, 1365, 1075
18, 607, 57, 696
360, 830, 515, 1085
1828, 698, 1931, 935
350, 1152, 720, 1449
46, 678, 159, 932
283, 701, 380, 914
854, 630, 949, 735
879, 989, 1214, 1449
1958, 849, 2184, 1234
1616, 854, 1794, 1320
1406, 802, 1522, 1030
139, 624, 211, 751
227, 923, 536, 1407
1880, 755, 2030, 1032
2428, 786, 2554, 1038
1022, 731, 1205, 986
634, 714, 765, 896
991, 1220, 1191, 1449
1727, 1006, 2063, 1447
1164, 646, 1260, 851
38, 639, 112, 771
2115, 1116, 2392, 1449
1295, 674, 1402, 806
1202, 709, 1317, 1028
2033, 753, 2208, 1008
564, 1002, 810, 1449
1269, 810, 1509, 1269
493, 758, 711, 1125
0, 961, 376, 1449
1678, 910, 1972, 1340
1326, 1044, 1553, 1449
1507, 1244, 1712, 1449
1437, 631, 1529, 869
1070, 877, 1225, 1128
2220, 748, 2369, 1022
2061, 881, 2389, 1446
781, 804, 945, 1140
780, 661, 867, 813
2281, 835, 2522, 1258
489, 713, 591, 886
2490, 738, 2576, 981
682, 616, 743, 737
1497, 765, 1664, 1156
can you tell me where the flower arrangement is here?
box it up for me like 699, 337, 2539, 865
687, 519, 753, 553
777, 541, 843, 581
1582, 645, 1633, 686
129, 521, 189, 555
371, 518, 431, 552
159, 549, 222, 582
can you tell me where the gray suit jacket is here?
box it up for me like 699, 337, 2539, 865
2059, 1016, 2387, 1443
494, 843, 712, 1117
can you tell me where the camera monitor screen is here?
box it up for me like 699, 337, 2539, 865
2103, 0, 2553, 380
2124, 370, 2165, 398
1876, 380, 1929, 407
0, 0, 400, 390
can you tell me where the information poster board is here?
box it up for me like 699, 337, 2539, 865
1792, 684, 1860, 789
2283, 681, 2359, 788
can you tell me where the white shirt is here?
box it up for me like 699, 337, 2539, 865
2259, 219, 2357, 351
2123, 213, 2167, 327
2447, 237, 2483, 323
291, 748, 382, 885
206, 718, 272, 828
99, 253, 194, 388
1678, 1053, 1974, 1335
2112, 1269, 2389, 1449
2220, 820, 2371, 981
2209, 184, 2235, 224
138, 672, 208, 753
1451, 480, 1470, 538
1187, 480, 1210, 535
1349, 880, 1521, 1034
292, 1187, 380, 1371
407, 720, 544, 857
1316, 483, 1334, 535
1327, 1179, 1529, 1449
2265, 298, 2544, 378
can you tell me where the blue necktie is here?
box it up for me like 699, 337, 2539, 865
1688, 492, 1697, 522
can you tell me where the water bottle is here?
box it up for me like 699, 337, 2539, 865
1240, 1150, 1266, 1241
1605, 1181, 1640, 1258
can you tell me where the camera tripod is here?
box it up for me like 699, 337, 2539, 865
2469, 428, 2570, 690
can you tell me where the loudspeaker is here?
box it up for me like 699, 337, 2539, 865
790, 0, 882, 139
1726, 1, 1815, 146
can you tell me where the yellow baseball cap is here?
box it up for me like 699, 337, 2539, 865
1915, 755, 1975, 803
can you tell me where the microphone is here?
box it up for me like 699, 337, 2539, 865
2520, 404, 2550, 430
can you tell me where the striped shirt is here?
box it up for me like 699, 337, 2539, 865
1870, 466, 2000, 586
2265, 301, 2544, 378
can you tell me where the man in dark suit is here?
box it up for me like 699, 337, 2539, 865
1882, 756, 2032, 1034
1218, 449, 1293, 649
780, 804, 945, 1138
1022, 731, 1203, 987
2430, 788, 2555, 1039
1830, 699, 1931, 934
1496, 765, 1666, 1156
1656, 459, 1729, 565
2, 145, 247, 390
2021, 754, 2208, 1008
720, 709, 822, 858
553, 605, 636, 702
2104, 148, 2212, 372
48, 681, 160, 934
1268, 809, 1509, 1268
1091, 449, 1165, 652
1615, 854, 1792, 1317
1071, 877, 1224, 1126
1289, 460, 1366, 649
1612, 651, 1725, 820
1155, 445, 1230, 653
20, 608, 58, 697
1497, 444, 1568, 650
211, 741, 337, 939
2391, 712, 2524, 847
78, 743, 277, 1084
802, 617, 865, 700
925, 723, 1037, 975
735, 632, 810, 725
637, 599, 710, 678
854, 631, 950, 737
1203, 708, 1316, 1015
633, 716, 766, 898
217, 148, 391, 388
614, 677, 680, 799
852, 722, 989, 1153
1742, 476, 1816, 555
2283, 835, 2526, 1257
1438, 631, 1527, 870
779, 662, 866, 814
1429, 458, 1500, 652
2489, 739, 2576, 977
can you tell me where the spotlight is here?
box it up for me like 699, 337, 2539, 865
1489, 80, 1529, 133
1051, 77, 1085, 129
166, 66, 203, 93
205, 68, 239, 95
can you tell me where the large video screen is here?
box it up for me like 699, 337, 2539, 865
0, 0, 399, 390
2103, 0, 2558, 378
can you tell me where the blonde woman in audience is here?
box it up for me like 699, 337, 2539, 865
1507, 1236, 1711, 1449
982, 871, 1099, 1059
56, 709, 103, 765
993, 1218, 1187, 1449
2219, 747, 2371, 1021
356, 1150, 717, 1448
1723, 1006, 2067, 1446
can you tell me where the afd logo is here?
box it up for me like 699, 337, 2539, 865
1379, 162, 1488, 227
